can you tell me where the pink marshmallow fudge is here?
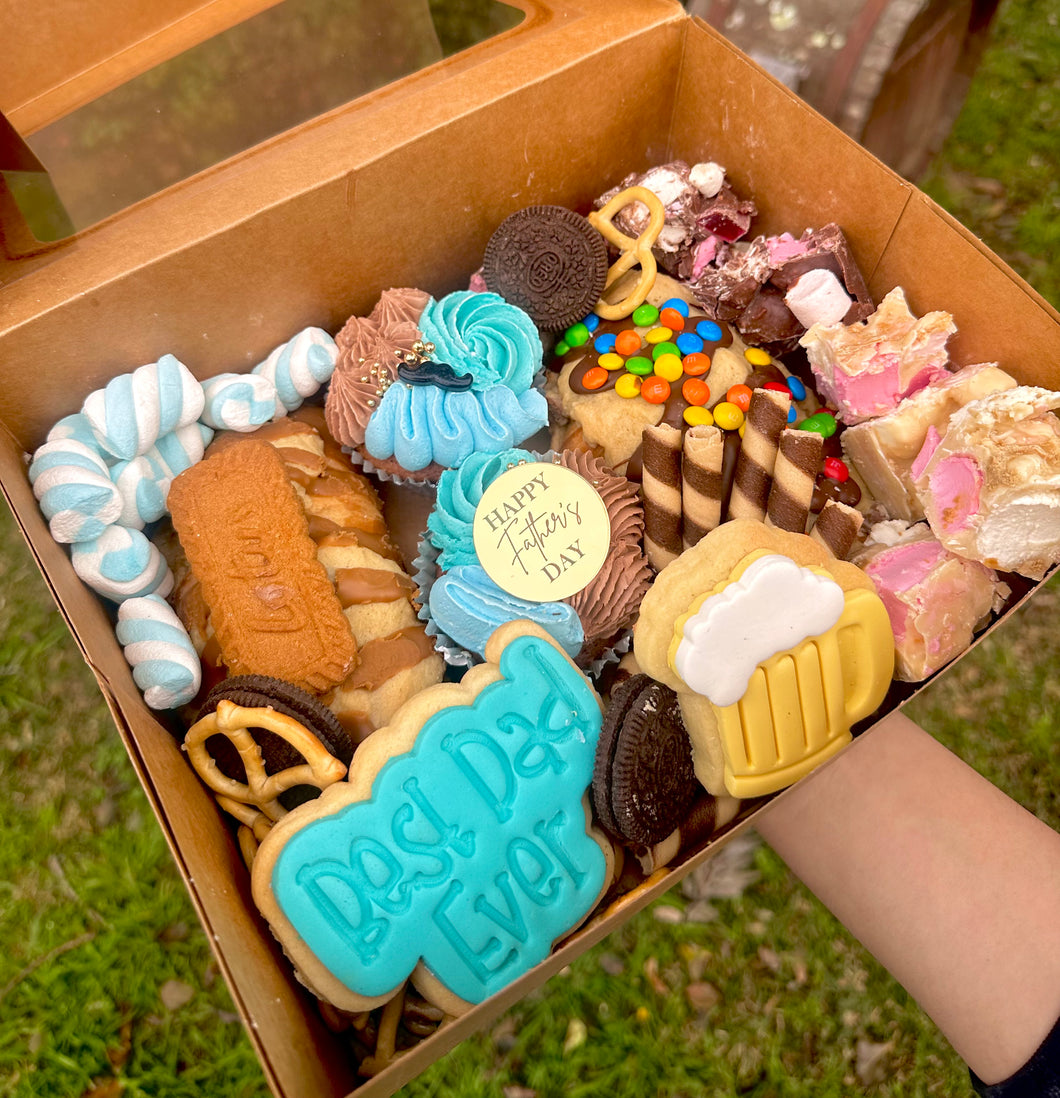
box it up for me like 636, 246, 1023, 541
800, 287, 955, 424
854, 523, 1007, 681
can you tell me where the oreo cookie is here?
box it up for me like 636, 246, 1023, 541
482, 205, 608, 331
592, 673, 698, 846
198, 675, 354, 807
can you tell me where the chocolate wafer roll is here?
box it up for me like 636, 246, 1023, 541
810, 498, 864, 559
727, 388, 789, 522
681, 424, 724, 549
766, 429, 823, 533
641, 423, 684, 570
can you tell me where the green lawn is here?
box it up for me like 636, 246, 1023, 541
2, 0, 1059, 1095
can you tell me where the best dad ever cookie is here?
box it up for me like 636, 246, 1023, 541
251, 622, 613, 1015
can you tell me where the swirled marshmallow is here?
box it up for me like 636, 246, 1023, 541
72, 525, 174, 602
116, 594, 201, 709
46, 413, 110, 458
28, 438, 123, 543
82, 354, 205, 460
110, 422, 214, 529
252, 327, 337, 412
200, 372, 279, 431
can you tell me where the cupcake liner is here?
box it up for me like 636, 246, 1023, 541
412, 536, 479, 670
415, 442, 640, 681
343, 444, 443, 487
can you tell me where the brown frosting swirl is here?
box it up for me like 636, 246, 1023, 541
325, 288, 429, 447
565, 539, 652, 657
550, 449, 651, 654
557, 449, 644, 551
371, 286, 430, 330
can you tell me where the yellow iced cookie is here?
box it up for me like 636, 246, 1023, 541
634, 521, 894, 798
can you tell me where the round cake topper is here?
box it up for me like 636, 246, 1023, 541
481, 205, 609, 331
472, 461, 611, 602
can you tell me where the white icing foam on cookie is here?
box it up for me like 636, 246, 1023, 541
673, 554, 845, 706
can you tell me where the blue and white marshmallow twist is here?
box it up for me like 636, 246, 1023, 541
199, 372, 279, 431
110, 422, 214, 529
252, 327, 337, 413
72, 525, 174, 602
82, 354, 205, 461
116, 594, 201, 709
28, 438, 123, 544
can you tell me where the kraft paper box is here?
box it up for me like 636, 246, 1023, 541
2, 1, 1058, 1095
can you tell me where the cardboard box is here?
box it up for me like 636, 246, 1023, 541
2, 2, 1059, 1095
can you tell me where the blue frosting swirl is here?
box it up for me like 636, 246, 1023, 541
363, 385, 546, 472
428, 565, 583, 660
418, 291, 542, 393
428, 449, 534, 568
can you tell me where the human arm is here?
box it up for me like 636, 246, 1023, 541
755, 710, 1060, 1086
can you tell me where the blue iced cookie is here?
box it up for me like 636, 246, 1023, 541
251, 623, 613, 1015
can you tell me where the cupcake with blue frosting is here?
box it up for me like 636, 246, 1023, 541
324, 288, 548, 482
415, 447, 652, 671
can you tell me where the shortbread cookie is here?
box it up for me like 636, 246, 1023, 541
634, 521, 894, 798
251, 622, 613, 1016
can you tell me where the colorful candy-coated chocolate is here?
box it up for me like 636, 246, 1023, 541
555, 340, 571, 356
654, 354, 684, 383
696, 320, 723, 341
684, 406, 714, 427
799, 411, 838, 438
682, 352, 711, 377
744, 347, 772, 367
641, 376, 671, 404
594, 333, 617, 353
582, 366, 608, 390
659, 307, 685, 331
583, 314, 600, 333
632, 303, 659, 327
713, 401, 744, 431
661, 297, 690, 318
787, 404, 797, 424
645, 327, 673, 344
682, 378, 710, 406
823, 456, 849, 482
567, 322, 591, 347
615, 329, 642, 356
598, 352, 624, 371
762, 381, 790, 395
676, 332, 704, 355
615, 374, 642, 399
651, 341, 680, 361
726, 384, 753, 412
785, 375, 808, 401
626, 355, 653, 376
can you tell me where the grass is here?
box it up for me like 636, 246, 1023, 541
2, 0, 1059, 1095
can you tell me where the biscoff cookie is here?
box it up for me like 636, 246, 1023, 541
634, 520, 894, 798
167, 438, 358, 694
251, 621, 613, 1017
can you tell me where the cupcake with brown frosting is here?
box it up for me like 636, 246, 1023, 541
325, 287, 548, 483
417, 447, 652, 670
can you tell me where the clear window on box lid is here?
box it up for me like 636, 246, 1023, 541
0, 0, 523, 248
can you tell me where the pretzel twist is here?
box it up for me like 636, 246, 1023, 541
185, 699, 347, 822
587, 185, 665, 319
